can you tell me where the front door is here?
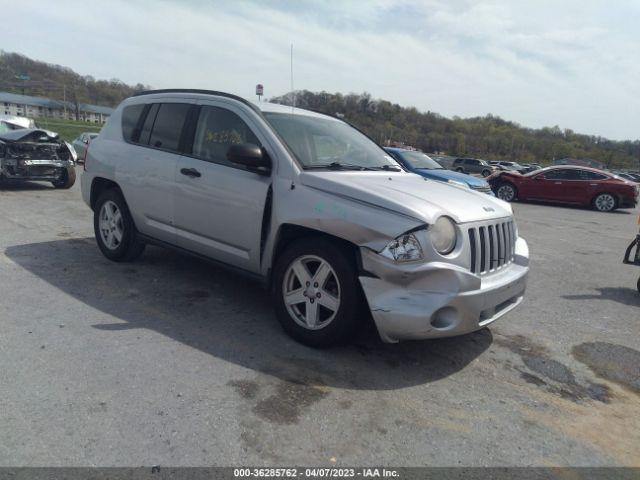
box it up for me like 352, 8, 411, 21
173, 102, 272, 273
522, 169, 570, 202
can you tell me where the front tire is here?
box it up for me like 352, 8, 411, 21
272, 238, 361, 347
481, 169, 491, 177
593, 193, 617, 212
496, 182, 517, 202
455, 167, 465, 173
52, 166, 76, 189
93, 189, 145, 262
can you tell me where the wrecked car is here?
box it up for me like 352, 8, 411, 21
0, 128, 76, 189
81, 89, 529, 346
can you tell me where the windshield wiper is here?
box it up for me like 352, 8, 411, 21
304, 162, 375, 171
369, 164, 402, 171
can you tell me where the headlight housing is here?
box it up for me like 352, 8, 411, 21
430, 216, 457, 255
380, 233, 423, 262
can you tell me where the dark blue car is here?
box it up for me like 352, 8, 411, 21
385, 147, 494, 195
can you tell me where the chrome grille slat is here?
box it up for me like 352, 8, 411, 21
497, 223, 504, 268
490, 225, 497, 271
498, 223, 507, 267
467, 219, 517, 276
478, 227, 489, 273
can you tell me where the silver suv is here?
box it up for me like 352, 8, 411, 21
81, 90, 529, 347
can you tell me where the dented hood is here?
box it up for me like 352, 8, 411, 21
299, 171, 512, 224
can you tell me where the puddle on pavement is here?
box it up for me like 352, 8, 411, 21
572, 342, 640, 393
497, 334, 612, 403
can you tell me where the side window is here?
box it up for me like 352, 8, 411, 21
578, 170, 607, 180
560, 169, 582, 180
542, 169, 568, 180
138, 104, 159, 145
121, 104, 146, 142
191, 106, 261, 167
148, 103, 191, 152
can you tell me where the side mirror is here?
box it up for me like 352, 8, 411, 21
227, 143, 271, 175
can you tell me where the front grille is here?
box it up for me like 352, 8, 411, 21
468, 219, 516, 275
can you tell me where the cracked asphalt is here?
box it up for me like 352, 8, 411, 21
0, 168, 638, 466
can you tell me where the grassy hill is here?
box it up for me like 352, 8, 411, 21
2, 51, 638, 169
271, 91, 640, 170
0, 51, 149, 107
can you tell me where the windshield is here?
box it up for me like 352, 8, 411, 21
396, 151, 443, 170
263, 112, 398, 170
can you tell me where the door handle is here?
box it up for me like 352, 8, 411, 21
180, 168, 201, 178
554, 182, 562, 185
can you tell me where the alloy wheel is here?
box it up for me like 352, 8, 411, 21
595, 193, 615, 212
497, 184, 515, 201
282, 255, 341, 330
98, 200, 124, 250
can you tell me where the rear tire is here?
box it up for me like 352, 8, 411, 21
592, 193, 617, 212
455, 167, 464, 173
52, 166, 76, 189
496, 182, 517, 202
272, 237, 361, 347
93, 188, 145, 262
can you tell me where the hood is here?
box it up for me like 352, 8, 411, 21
413, 168, 488, 187
0, 128, 60, 143
299, 171, 512, 225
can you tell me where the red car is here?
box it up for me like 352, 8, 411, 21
488, 165, 639, 212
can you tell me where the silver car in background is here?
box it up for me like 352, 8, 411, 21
81, 89, 529, 346
72, 132, 99, 162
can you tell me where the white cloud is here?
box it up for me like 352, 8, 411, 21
1, 0, 639, 140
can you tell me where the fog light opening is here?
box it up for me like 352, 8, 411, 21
431, 307, 459, 330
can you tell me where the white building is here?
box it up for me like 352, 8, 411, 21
0, 91, 113, 123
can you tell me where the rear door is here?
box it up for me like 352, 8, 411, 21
464, 159, 478, 173
173, 101, 272, 273
574, 170, 609, 204
117, 100, 192, 244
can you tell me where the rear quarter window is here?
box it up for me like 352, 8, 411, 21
121, 104, 146, 142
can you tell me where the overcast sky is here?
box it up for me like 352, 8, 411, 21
3, 0, 639, 140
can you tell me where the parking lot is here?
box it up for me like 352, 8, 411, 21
0, 168, 638, 467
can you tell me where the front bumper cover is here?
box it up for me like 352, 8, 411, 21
0, 158, 73, 180
359, 237, 529, 343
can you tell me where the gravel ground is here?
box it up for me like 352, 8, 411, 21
0, 169, 638, 466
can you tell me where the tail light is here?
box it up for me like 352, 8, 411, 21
83, 141, 90, 171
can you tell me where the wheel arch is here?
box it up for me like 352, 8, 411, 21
496, 180, 518, 200
90, 177, 122, 210
267, 223, 362, 291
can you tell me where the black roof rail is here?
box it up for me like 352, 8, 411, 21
132, 89, 259, 112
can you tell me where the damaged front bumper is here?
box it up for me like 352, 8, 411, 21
0, 158, 74, 181
359, 237, 529, 343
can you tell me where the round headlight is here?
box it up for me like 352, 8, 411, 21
430, 216, 457, 255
